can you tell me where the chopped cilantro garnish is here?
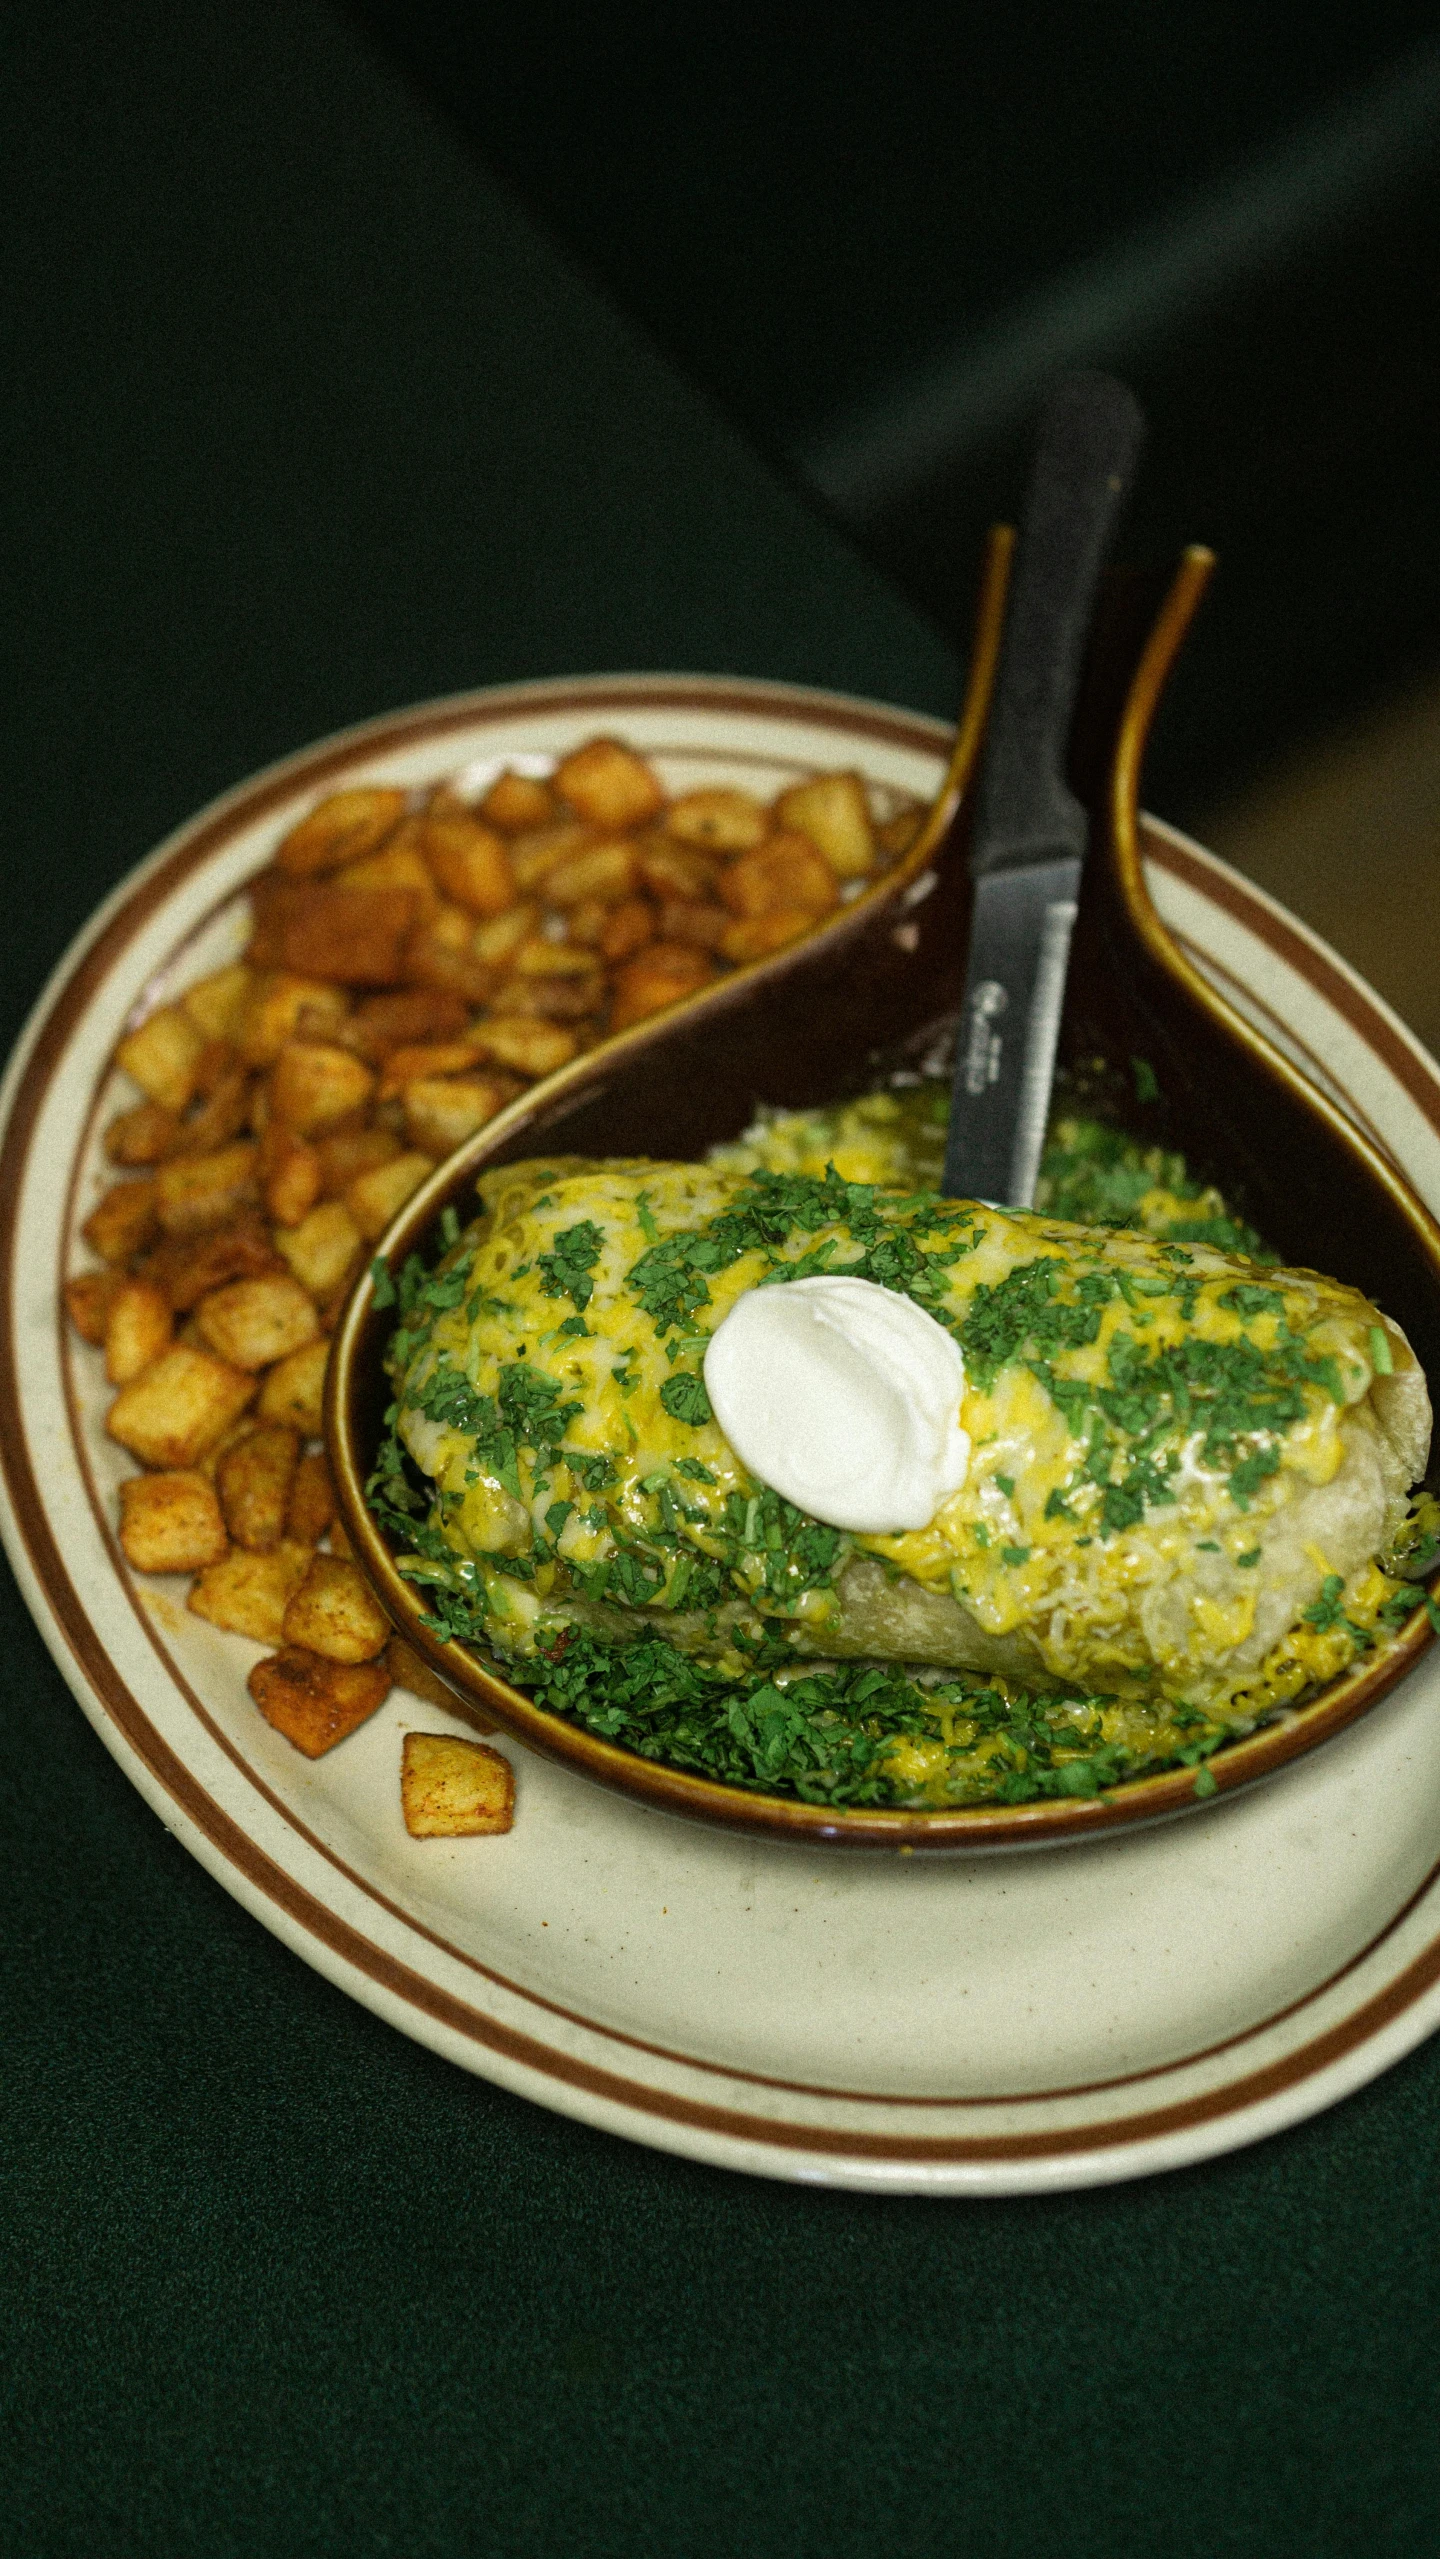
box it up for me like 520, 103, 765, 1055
660, 1372, 713, 1427
537, 1219, 604, 1313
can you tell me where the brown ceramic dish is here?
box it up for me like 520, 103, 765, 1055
327, 535, 1440, 1849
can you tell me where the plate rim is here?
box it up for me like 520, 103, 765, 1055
7, 669, 1440, 2193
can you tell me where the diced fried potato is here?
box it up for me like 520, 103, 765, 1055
273, 1200, 363, 1300
598, 897, 656, 962
104, 1278, 173, 1384
720, 830, 840, 920
510, 937, 603, 980
105, 1099, 180, 1166
507, 822, 595, 896
286, 1450, 336, 1547
718, 910, 816, 964
270, 1040, 376, 1135
248, 878, 421, 984
469, 1019, 578, 1078
664, 787, 769, 854
384, 1633, 488, 1718
176, 1061, 251, 1156
65, 1269, 125, 1344
144, 1218, 283, 1311
327, 1514, 355, 1560
401, 1077, 509, 1159
349, 989, 470, 1056
774, 771, 875, 880
282, 1553, 390, 1662
555, 736, 664, 832
875, 806, 923, 862
489, 973, 599, 1024
562, 898, 609, 949
116, 1005, 207, 1112
155, 1141, 259, 1237
249, 1647, 391, 1756
608, 943, 717, 1031
347, 1150, 436, 1239
473, 903, 538, 968
257, 1337, 329, 1434
480, 769, 557, 833
262, 1127, 323, 1226
216, 1422, 300, 1549
274, 785, 406, 878
316, 1126, 402, 1196
107, 1344, 256, 1468
82, 1179, 160, 1265
401, 903, 494, 1004
638, 840, 718, 903
236, 973, 352, 1068
421, 814, 516, 917
331, 827, 441, 930
543, 839, 638, 908
118, 1470, 229, 1574
376, 1040, 484, 1098
181, 962, 253, 1044
188, 1543, 312, 1644
658, 899, 730, 951
401, 1730, 514, 1837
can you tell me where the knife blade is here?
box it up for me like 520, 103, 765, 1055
942, 371, 1145, 1205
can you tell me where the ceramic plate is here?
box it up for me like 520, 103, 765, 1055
5, 673, 1440, 2197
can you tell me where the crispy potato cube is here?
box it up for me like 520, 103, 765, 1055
326, 1513, 355, 1560
384, 1633, 486, 1718
105, 1098, 181, 1166
144, 1217, 284, 1311
249, 1647, 391, 1756
118, 1470, 229, 1574
82, 1178, 160, 1265
510, 936, 602, 980
470, 1019, 578, 1078
236, 973, 351, 1068
274, 785, 406, 878
349, 989, 470, 1056
188, 1542, 312, 1644
176, 1060, 251, 1157
332, 827, 441, 928
155, 1141, 259, 1237
401, 1730, 514, 1837
65, 1268, 125, 1344
282, 1553, 390, 1663
489, 973, 598, 1025
719, 910, 817, 964
286, 1450, 336, 1547
104, 1278, 173, 1384
248, 878, 421, 985
216, 1422, 300, 1549
262, 1128, 323, 1227
480, 769, 557, 833
638, 839, 718, 904
270, 1040, 376, 1135
421, 814, 516, 917
555, 736, 664, 832
181, 962, 253, 1044
108, 1344, 255, 1468
116, 1005, 207, 1112
665, 787, 769, 854
657, 899, 730, 951
257, 1337, 329, 1435
376, 1040, 484, 1098
598, 897, 656, 963
721, 831, 840, 920
347, 1150, 436, 1240
401, 903, 493, 1004
316, 1126, 403, 1197
473, 903, 538, 968
542, 838, 638, 909
272, 1201, 363, 1300
774, 771, 875, 881
507, 821, 595, 896
608, 943, 717, 1031
401, 1077, 508, 1159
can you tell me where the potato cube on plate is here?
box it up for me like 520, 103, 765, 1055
273, 785, 406, 878
155, 1141, 259, 1238
269, 1040, 375, 1135
774, 771, 876, 880
103, 1277, 173, 1383
608, 942, 716, 1032
285, 1449, 336, 1547
194, 1272, 320, 1370
256, 1337, 329, 1434
421, 813, 516, 917
64, 1269, 125, 1344
479, 769, 556, 834
554, 736, 664, 832
282, 1553, 390, 1662
401, 1731, 514, 1837
249, 1647, 391, 1756
181, 962, 253, 1045
107, 1344, 255, 1468
721, 831, 839, 920
273, 1200, 363, 1300
216, 1422, 300, 1550
401, 1077, 509, 1159
82, 1178, 160, 1265
664, 787, 768, 854
118, 1470, 229, 1574
105, 1098, 181, 1166
116, 1004, 207, 1112
346, 1149, 436, 1241
236, 973, 350, 1068
189, 1543, 311, 1644
470, 1018, 578, 1078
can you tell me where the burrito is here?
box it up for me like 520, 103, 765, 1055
377, 1157, 1431, 1726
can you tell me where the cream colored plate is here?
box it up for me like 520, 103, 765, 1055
4, 673, 1440, 2195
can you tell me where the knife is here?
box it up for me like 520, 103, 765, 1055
941, 371, 1146, 1206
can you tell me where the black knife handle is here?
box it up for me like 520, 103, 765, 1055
971, 372, 1146, 876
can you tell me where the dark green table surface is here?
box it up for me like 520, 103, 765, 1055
6, 9, 1440, 2555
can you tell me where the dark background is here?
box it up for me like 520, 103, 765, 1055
7, 4, 1440, 2553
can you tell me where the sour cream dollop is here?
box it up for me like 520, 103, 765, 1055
702, 1274, 970, 1533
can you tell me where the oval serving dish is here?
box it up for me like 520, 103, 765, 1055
328, 555, 1440, 1852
